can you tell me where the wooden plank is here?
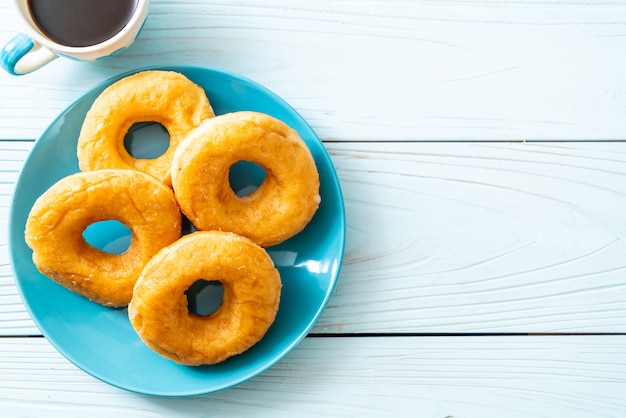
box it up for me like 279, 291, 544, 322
318, 141, 626, 333
0, 143, 33, 335
2, 1, 626, 140
2, 141, 626, 335
0, 335, 625, 417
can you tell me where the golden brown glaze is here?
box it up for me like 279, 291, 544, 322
128, 230, 281, 365
77, 70, 214, 185
171, 111, 321, 247
24, 169, 182, 307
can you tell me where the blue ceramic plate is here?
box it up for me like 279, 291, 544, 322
8, 66, 345, 397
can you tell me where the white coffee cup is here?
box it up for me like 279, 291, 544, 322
1, 0, 149, 75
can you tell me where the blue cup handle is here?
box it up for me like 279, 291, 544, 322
1, 32, 58, 75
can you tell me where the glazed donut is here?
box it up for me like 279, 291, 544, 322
24, 169, 182, 307
128, 230, 281, 365
171, 111, 321, 247
77, 70, 214, 185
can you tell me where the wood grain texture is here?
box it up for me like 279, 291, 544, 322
2, 1, 626, 140
317, 141, 626, 333
1, 335, 625, 417
0, 143, 32, 335
2, 140, 625, 335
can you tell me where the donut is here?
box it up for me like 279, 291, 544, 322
24, 169, 182, 307
171, 111, 321, 247
128, 230, 281, 365
77, 70, 214, 185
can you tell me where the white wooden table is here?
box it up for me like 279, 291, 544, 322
2, 1, 626, 416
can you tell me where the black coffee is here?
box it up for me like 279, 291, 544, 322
28, 0, 138, 47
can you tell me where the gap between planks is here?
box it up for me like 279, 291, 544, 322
2, 333, 626, 339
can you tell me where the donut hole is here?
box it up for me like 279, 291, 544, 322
123, 121, 170, 159
82, 220, 132, 254
186, 279, 224, 316
229, 160, 266, 197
